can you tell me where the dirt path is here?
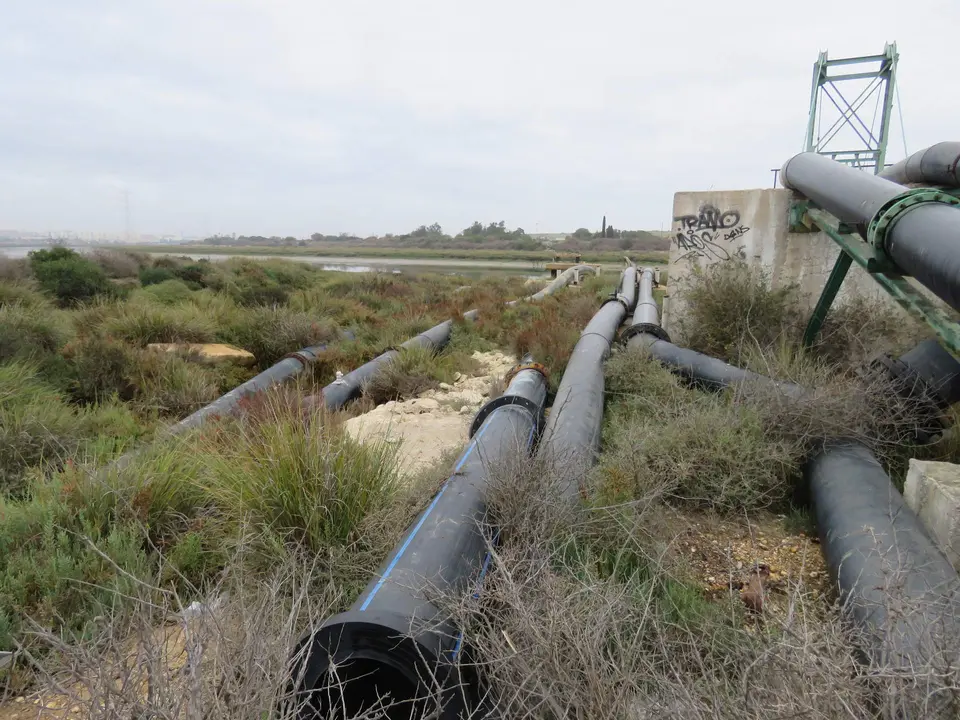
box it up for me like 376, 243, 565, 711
344, 351, 517, 480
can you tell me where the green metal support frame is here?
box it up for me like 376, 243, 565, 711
803, 43, 898, 174
799, 207, 960, 354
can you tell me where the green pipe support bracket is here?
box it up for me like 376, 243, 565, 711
800, 206, 960, 355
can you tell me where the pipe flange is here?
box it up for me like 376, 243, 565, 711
503, 361, 549, 388
620, 323, 671, 345
280, 349, 318, 366
469, 394, 543, 439
866, 188, 960, 255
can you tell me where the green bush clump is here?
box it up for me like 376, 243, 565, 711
141, 279, 195, 305
104, 297, 216, 346
0, 280, 50, 309
676, 260, 800, 365
29, 247, 115, 306
62, 333, 138, 403
198, 394, 399, 550
0, 302, 68, 364
132, 351, 221, 417
139, 266, 177, 286
362, 345, 456, 404
89, 250, 143, 279
220, 306, 336, 368
0, 363, 144, 492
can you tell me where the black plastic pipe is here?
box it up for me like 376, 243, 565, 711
108, 335, 349, 471
323, 267, 593, 410
294, 359, 549, 719
506, 263, 599, 305
781, 152, 960, 313
879, 141, 960, 188
321, 316, 474, 410
623, 268, 804, 397
807, 442, 960, 674
537, 267, 638, 499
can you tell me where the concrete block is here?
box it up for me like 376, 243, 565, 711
663, 188, 896, 337
904, 458, 960, 569
146, 343, 256, 366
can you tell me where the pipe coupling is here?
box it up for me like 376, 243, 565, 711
866, 188, 960, 257
621, 323, 671, 345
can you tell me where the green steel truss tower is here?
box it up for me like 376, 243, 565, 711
804, 43, 899, 174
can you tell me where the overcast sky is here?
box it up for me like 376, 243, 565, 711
2, 1, 958, 237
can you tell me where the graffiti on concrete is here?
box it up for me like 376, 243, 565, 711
674, 204, 741, 232
673, 204, 750, 264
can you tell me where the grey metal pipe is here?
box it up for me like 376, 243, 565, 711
781, 152, 960, 313
879, 141, 960, 187
293, 359, 549, 719
807, 441, 960, 689
537, 267, 638, 499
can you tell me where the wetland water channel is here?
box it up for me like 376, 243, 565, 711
0, 246, 625, 278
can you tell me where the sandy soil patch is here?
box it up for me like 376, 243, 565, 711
344, 350, 516, 479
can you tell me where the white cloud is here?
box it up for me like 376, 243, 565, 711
1, 0, 958, 236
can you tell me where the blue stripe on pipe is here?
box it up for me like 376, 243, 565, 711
357, 419, 493, 611
358, 485, 448, 611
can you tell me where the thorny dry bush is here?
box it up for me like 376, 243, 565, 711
14, 542, 340, 720
434, 455, 960, 719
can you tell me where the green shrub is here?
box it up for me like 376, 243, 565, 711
132, 351, 221, 417
0, 303, 68, 364
362, 345, 455, 404
598, 350, 796, 509
89, 250, 143, 278
220, 306, 336, 368
29, 247, 114, 306
235, 283, 289, 307
197, 396, 399, 550
62, 333, 137, 403
0, 363, 146, 492
0, 493, 152, 650
104, 298, 216, 346
676, 260, 800, 365
139, 266, 177, 286
0, 280, 49, 309
0, 363, 80, 492
0, 255, 29, 281
141, 278, 194, 305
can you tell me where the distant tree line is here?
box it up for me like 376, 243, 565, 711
201, 221, 669, 253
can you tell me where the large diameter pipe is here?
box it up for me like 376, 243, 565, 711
509, 264, 600, 305
624, 268, 804, 397
781, 152, 960, 313
294, 360, 549, 718
538, 267, 638, 498
879, 141, 960, 188
806, 442, 960, 676
321, 318, 464, 410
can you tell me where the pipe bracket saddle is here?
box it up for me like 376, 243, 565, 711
866, 188, 960, 270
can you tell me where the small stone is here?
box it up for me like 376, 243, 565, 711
15, 697, 25, 704
72, 707, 81, 714
459, 406, 472, 415
707, 576, 716, 583
439, 382, 453, 391
453, 372, 463, 382
736, 561, 744, 570
790, 547, 798, 553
